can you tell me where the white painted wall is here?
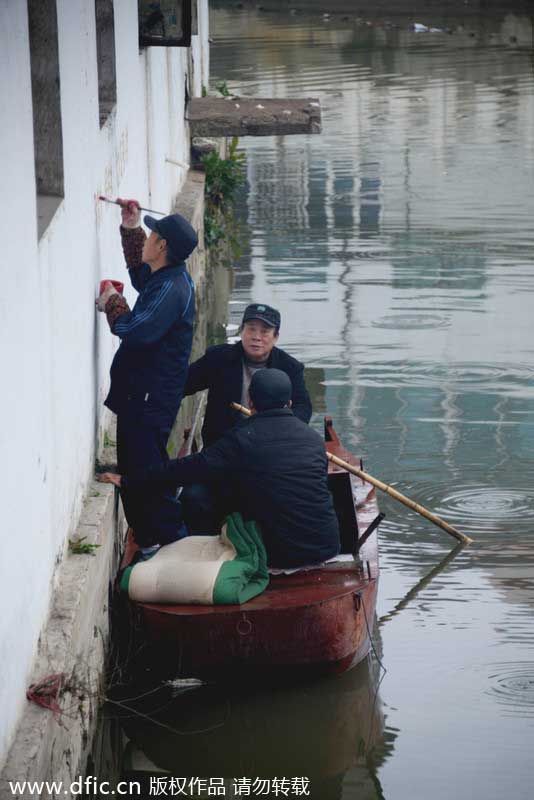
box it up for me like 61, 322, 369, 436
0, 0, 209, 766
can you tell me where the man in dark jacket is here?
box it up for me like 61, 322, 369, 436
99, 370, 340, 569
96, 199, 198, 550
184, 303, 312, 447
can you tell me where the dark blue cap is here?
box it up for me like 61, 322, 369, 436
144, 213, 198, 263
242, 303, 281, 331
249, 368, 292, 412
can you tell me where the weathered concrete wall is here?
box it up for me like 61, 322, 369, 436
0, 165, 233, 797
0, 0, 210, 779
0, 440, 125, 800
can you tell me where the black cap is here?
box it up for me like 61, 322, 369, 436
249, 369, 292, 412
242, 303, 281, 331
144, 213, 198, 263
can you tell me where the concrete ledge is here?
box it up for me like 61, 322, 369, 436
0, 442, 126, 799
188, 97, 321, 137
174, 168, 205, 234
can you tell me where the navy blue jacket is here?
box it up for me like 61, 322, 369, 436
184, 341, 312, 446
123, 408, 340, 568
105, 260, 195, 428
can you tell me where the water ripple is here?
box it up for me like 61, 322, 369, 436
356, 361, 534, 398
438, 488, 534, 521
484, 663, 534, 717
400, 484, 534, 536
372, 313, 450, 331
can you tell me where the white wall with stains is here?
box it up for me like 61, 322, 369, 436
0, 0, 209, 767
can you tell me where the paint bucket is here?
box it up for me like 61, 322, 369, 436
99, 280, 124, 295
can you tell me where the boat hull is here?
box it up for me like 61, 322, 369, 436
125, 567, 378, 680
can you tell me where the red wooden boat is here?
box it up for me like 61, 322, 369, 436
117, 418, 383, 681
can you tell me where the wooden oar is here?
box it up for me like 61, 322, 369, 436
231, 401, 472, 545
327, 451, 472, 544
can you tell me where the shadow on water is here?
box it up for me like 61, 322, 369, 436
104, 654, 395, 799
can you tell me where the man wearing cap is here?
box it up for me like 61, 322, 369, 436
99, 369, 340, 569
96, 199, 198, 552
184, 302, 312, 448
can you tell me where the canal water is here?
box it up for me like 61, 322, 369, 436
116, 6, 534, 799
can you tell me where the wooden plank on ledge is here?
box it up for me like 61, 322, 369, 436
187, 97, 322, 137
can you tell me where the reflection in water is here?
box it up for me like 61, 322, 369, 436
483, 662, 534, 717
118, 658, 392, 798
378, 542, 464, 625
359, 162, 381, 236
203, 6, 534, 799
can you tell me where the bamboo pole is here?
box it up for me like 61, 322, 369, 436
230, 401, 472, 545
231, 401, 252, 415
326, 452, 472, 545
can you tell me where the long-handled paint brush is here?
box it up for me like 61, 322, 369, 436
98, 195, 166, 216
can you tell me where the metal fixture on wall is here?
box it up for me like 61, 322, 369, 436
138, 0, 195, 47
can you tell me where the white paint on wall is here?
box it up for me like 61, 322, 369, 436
0, 0, 210, 767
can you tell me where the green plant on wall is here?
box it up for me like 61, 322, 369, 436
202, 81, 231, 99
202, 136, 246, 249
69, 537, 100, 556
214, 80, 232, 97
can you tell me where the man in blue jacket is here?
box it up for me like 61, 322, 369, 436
96, 200, 198, 551
99, 370, 340, 569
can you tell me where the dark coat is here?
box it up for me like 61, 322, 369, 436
184, 341, 312, 446
123, 408, 340, 568
105, 262, 195, 428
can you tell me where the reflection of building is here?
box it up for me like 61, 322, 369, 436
220, 9, 534, 392
486, 559, 534, 609
213, 7, 534, 615
359, 161, 381, 235
246, 138, 310, 232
